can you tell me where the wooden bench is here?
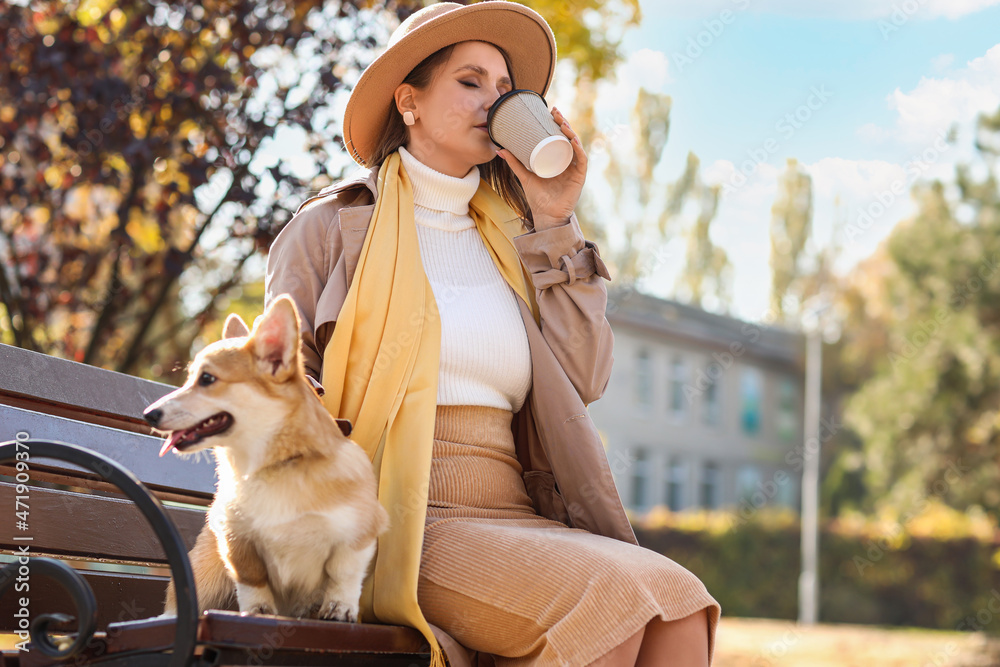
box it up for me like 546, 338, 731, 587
0, 343, 431, 666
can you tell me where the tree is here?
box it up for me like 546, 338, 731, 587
675, 165, 731, 309
523, 0, 640, 84
769, 158, 814, 323
0, 0, 373, 378
839, 106, 1000, 519
595, 87, 678, 284
0, 0, 638, 382
575, 86, 729, 308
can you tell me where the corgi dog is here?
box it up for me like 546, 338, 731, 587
143, 295, 388, 622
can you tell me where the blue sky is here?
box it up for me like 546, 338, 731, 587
550, 0, 1000, 321
630, 2, 1000, 166
255, 0, 1000, 324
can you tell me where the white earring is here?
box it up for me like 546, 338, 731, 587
403, 111, 415, 126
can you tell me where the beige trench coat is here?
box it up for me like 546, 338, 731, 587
264, 166, 639, 657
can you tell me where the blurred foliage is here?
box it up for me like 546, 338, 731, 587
830, 105, 1000, 520
633, 502, 1000, 631
761, 157, 851, 516
0, 0, 638, 383
0, 0, 373, 379
597, 88, 677, 281
676, 176, 731, 309
770, 158, 813, 322
766, 156, 844, 328
522, 0, 640, 84
574, 86, 732, 310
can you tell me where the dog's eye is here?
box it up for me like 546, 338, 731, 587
198, 372, 216, 387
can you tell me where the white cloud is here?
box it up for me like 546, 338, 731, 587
805, 158, 916, 266
920, 0, 1000, 19
858, 44, 1000, 156
692, 153, 959, 321
551, 48, 672, 151
699, 44, 1000, 322
648, 158, 782, 321
645, 156, 913, 322
930, 53, 955, 73
641, 0, 1000, 20
593, 48, 672, 123
581, 26, 1000, 322
603, 130, 961, 323
628, 48, 674, 89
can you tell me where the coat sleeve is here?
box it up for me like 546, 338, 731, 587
264, 197, 346, 383
513, 213, 614, 405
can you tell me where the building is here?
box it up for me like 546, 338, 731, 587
588, 289, 806, 514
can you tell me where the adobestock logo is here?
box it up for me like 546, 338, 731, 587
670, 0, 752, 75
843, 129, 951, 245
877, 0, 931, 41
722, 85, 833, 195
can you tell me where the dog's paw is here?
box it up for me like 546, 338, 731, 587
242, 603, 276, 616
316, 600, 358, 623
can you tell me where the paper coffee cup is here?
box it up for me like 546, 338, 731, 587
488, 90, 574, 179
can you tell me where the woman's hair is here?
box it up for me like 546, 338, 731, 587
365, 42, 534, 227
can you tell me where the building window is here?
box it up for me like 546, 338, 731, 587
703, 376, 722, 427
737, 464, 762, 505
701, 461, 720, 509
666, 457, 687, 511
776, 472, 797, 509
635, 348, 653, 411
630, 448, 650, 509
669, 355, 687, 417
776, 378, 797, 442
740, 368, 763, 435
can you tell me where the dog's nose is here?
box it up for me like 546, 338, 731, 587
144, 407, 163, 427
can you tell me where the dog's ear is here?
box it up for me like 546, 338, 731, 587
222, 313, 250, 339
250, 296, 301, 382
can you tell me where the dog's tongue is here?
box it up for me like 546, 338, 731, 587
159, 431, 186, 457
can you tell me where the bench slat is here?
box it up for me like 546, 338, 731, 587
197, 611, 429, 654
0, 345, 175, 433
0, 569, 209, 633
0, 482, 206, 562
0, 404, 217, 498
13, 612, 430, 667
206, 649, 429, 666
0, 464, 211, 507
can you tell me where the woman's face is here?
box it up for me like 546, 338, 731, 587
398, 41, 513, 178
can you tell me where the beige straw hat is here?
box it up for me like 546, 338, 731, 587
343, 1, 557, 167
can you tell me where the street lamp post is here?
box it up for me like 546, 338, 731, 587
799, 323, 822, 625
799, 297, 830, 626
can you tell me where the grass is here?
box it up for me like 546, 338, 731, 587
714, 617, 1000, 666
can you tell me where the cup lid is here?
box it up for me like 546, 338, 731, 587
529, 134, 573, 178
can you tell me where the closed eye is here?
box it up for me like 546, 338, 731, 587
460, 80, 479, 88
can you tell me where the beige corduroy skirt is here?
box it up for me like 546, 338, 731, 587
418, 405, 721, 667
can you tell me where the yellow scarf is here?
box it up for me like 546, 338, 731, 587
320, 151, 539, 667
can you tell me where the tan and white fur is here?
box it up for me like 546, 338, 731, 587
143, 295, 388, 622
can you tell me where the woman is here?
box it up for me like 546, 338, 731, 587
264, 2, 720, 666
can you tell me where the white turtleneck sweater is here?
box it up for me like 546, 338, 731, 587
398, 146, 532, 413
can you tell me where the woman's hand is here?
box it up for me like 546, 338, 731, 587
497, 107, 587, 231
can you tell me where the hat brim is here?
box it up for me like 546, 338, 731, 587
343, 2, 556, 167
